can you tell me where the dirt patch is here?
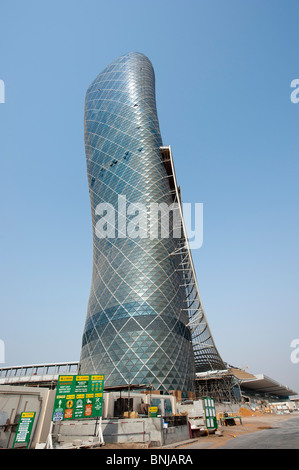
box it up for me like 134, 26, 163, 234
100, 442, 149, 449
257, 426, 274, 430
238, 407, 267, 417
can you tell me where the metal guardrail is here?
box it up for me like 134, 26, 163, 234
0, 362, 79, 386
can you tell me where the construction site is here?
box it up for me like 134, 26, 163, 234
1, 51, 298, 451
0, 361, 297, 449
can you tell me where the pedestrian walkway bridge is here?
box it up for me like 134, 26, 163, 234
0, 362, 79, 388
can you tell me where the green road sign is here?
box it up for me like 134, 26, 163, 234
203, 397, 218, 430
52, 375, 104, 422
12, 412, 36, 449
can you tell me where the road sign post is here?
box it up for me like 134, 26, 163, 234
12, 412, 36, 449
47, 374, 105, 448
52, 374, 104, 421
203, 396, 218, 430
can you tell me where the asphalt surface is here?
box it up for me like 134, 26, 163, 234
219, 416, 299, 449
177, 416, 299, 450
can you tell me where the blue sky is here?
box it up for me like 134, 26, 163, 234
1, 0, 298, 394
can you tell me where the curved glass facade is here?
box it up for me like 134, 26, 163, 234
79, 52, 224, 393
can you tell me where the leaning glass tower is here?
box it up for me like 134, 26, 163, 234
79, 52, 225, 394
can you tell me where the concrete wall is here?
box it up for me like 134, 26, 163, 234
52, 418, 160, 446
0, 386, 188, 448
0, 385, 55, 448
162, 423, 190, 446
51, 417, 189, 448
214, 403, 241, 414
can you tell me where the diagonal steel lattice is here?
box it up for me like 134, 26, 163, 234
79, 52, 225, 394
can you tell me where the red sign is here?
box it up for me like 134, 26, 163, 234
64, 409, 73, 419
85, 404, 92, 416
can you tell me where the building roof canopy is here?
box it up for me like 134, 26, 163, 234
240, 374, 297, 397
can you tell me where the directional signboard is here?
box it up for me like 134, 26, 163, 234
52, 375, 104, 422
12, 412, 36, 449
203, 396, 218, 430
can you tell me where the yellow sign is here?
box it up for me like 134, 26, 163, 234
91, 375, 104, 381
59, 376, 74, 382
21, 412, 35, 418
149, 407, 158, 412
76, 375, 89, 381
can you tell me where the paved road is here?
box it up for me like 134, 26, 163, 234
175, 416, 299, 450
219, 416, 299, 449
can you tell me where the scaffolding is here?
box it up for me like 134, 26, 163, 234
194, 371, 242, 404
